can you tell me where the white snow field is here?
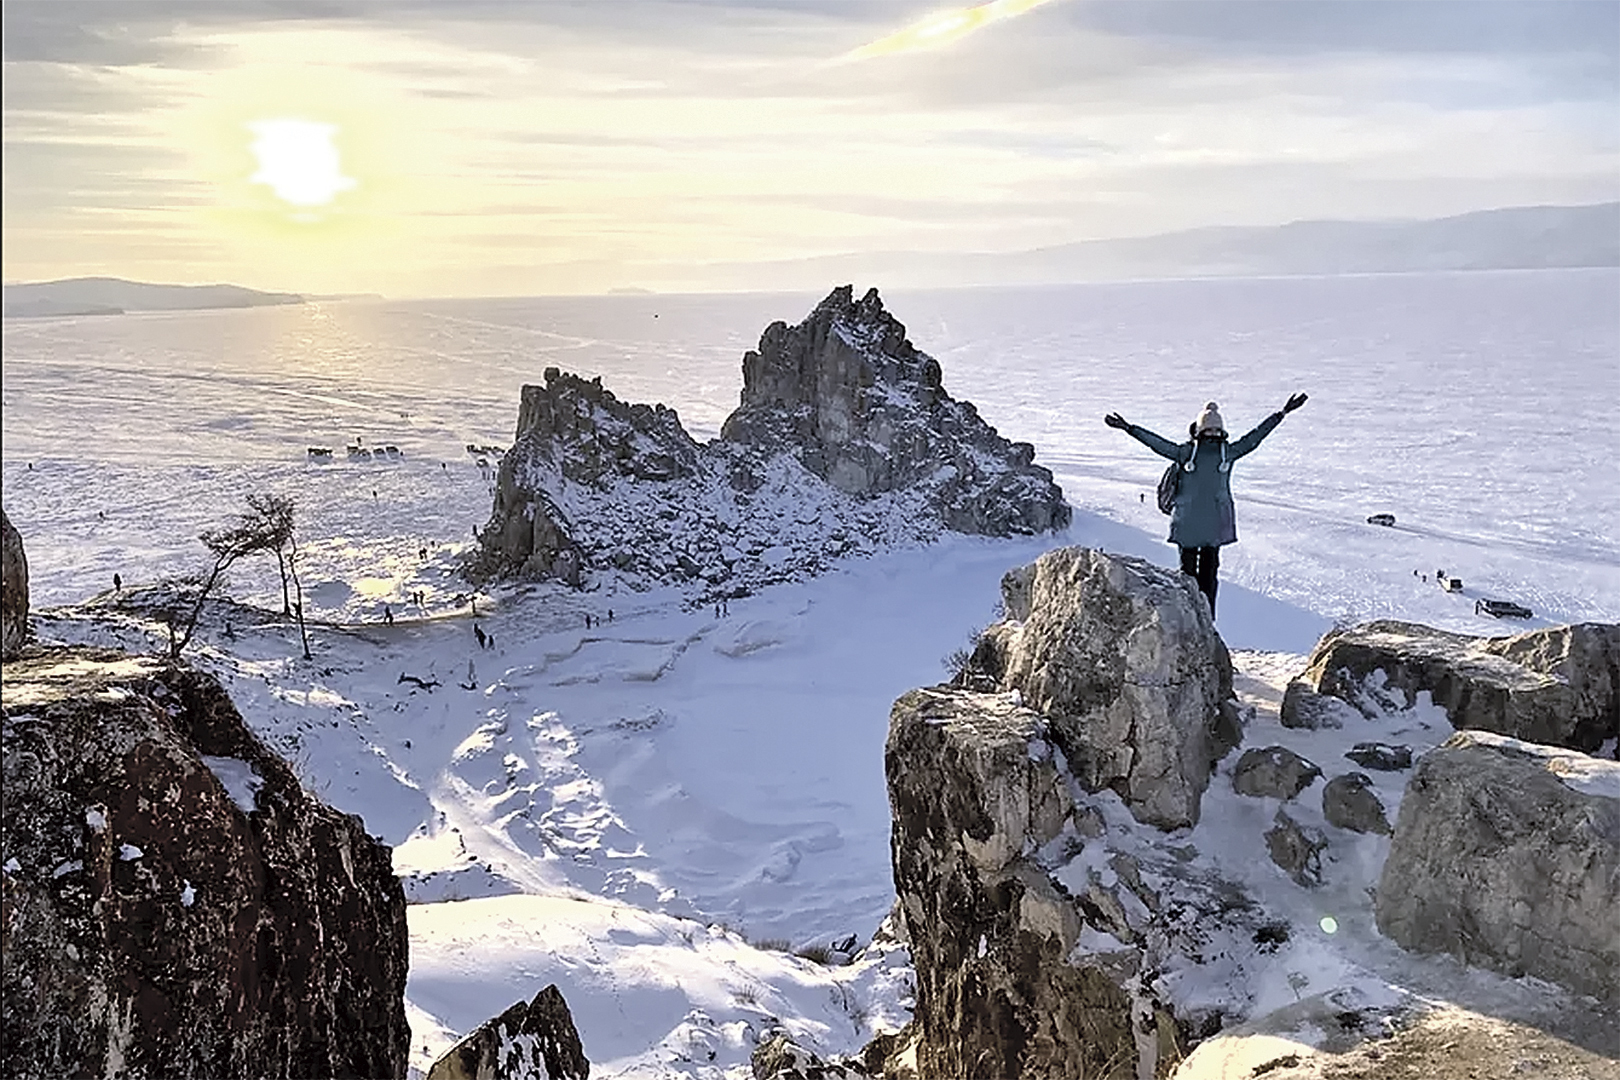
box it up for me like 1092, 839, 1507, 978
5, 269, 1618, 1077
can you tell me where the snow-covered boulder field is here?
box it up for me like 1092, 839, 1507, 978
0, 647, 410, 1080
1282, 619, 1620, 753
882, 546, 1620, 1080
468, 285, 1070, 592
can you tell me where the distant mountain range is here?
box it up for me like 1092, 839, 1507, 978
1, 277, 305, 318
671, 202, 1620, 293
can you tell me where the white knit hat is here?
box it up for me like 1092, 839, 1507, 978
1194, 401, 1226, 437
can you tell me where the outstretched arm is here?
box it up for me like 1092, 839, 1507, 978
1106, 414, 1184, 459
1230, 394, 1305, 458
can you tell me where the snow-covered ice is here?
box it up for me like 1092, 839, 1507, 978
5, 269, 1617, 1077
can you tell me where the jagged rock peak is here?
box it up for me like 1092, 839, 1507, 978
470, 287, 1069, 590
1, 648, 411, 1080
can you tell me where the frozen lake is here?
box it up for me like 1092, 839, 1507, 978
5, 268, 1616, 630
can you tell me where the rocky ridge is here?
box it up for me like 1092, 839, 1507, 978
469, 286, 1069, 592
2, 621, 410, 1078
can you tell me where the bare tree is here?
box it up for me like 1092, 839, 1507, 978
244, 494, 296, 616
166, 497, 291, 659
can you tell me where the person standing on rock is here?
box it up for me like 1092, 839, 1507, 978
1104, 395, 1307, 616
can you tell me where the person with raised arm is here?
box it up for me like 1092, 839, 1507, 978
1104, 394, 1307, 617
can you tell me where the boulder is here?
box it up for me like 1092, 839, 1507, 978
2, 509, 25, 659
750, 1030, 852, 1079
971, 547, 1240, 829
1, 647, 410, 1080
1288, 620, 1620, 753
1264, 810, 1328, 888
1375, 731, 1620, 1002
1231, 746, 1322, 801
887, 687, 1182, 1079
1344, 742, 1412, 772
426, 984, 589, 1080
1321, 773, 1391, 835
470, 288, 1068, 589
1279, 680, 1359, 730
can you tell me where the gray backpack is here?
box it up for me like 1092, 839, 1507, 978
1156, 444, 1194, 515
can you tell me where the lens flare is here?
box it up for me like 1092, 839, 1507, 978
1320, 916, 1339, 934
845, 0, 1060, 60
247, 118, 358, 207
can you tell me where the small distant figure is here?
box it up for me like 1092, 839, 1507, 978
722, 598, 729, 616
373, 489, 379, 502
419, 546, 428, 561
474, 624, 487, 649
224, 620, 236, 640
485, 633, 495, 650
113, 572, 122, 592
1139, 492, 1145, 504
27, 462, 33, 470
714, 603, 720, 618
461, 659, 477, 691
441, 462, 447, 471
607, 608, 614, 622
98, 510, 106, 520
470, 596, 479, 617
383, 605, 394, 626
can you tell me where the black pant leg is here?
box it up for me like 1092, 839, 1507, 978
1180, 546, 1199, 577
1198, 545, 1219, 615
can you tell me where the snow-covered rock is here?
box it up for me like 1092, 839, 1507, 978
1375, 730, 1620, 1003
969, 546, 1241, 830
1230, 746, 1322, 801
1283, 620, 1620, 753
468, 287, 1069, 593
2, 509, 26, 659
0, 647, 409, 1080
883, 548, 1256, 1079
426, 984, 589, 1080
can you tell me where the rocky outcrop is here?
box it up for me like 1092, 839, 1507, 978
1, 647, 410, 1080
469, 287, 1068, 590
968, 547, 1240, 830
1282, 620, 1620, 753
1321, 772, 1391, 835
427, 984, 589, 1080
2, 509, 25, 659
884, 548, 1254, 1079
1375, 730, 1620, 1002
721, 286, 1068, 536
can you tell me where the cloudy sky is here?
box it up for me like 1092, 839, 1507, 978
3, 0, 1616, 297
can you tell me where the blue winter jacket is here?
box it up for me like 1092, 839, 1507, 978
1125, 411, 1285, 548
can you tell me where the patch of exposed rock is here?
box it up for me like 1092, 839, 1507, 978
1282, 620, 1619, 753
2, 509, 26, 659
468, 286, 1069, 591
884, 548, 1263, 1079
1375, 730, 1620, 1003
1, 647, 410, 1080
427, 984, 589, 1080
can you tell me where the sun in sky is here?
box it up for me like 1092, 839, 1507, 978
246, 118, 358, 210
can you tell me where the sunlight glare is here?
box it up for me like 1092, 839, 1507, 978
846, 0, 1060, 60
247, 118, 358, 207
